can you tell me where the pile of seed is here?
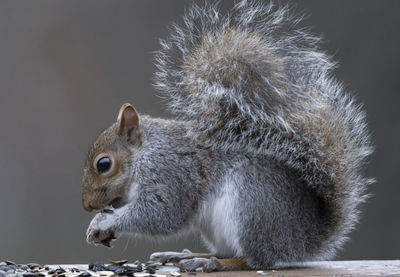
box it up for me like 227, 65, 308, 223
0, 261, 49, 277
0, 260, 182, 277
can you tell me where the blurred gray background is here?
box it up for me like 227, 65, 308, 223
0, 0, 399, 264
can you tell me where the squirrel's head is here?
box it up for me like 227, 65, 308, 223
82, 103, 141, 212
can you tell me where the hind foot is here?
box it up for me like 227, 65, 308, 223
150, 249, 215, 264
150, 249, 248, 272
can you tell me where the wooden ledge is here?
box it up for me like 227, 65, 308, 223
187, 260, 400, 276
51, 261, 400, 277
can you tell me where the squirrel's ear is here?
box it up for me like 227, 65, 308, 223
117, 103, 140, 143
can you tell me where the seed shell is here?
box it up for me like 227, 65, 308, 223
133, 273, 150, 277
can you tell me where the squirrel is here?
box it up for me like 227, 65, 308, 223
82, 0, 374, 272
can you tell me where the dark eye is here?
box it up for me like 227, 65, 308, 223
97, 156, 112, 174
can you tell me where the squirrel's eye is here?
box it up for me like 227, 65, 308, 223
97, 156, 112, 174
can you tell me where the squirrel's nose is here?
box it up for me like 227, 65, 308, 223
83, 199, 94, 212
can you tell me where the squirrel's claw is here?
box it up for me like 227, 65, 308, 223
86, 226, 116, 247
86, 212, 117, 247
100, 232, 116, 248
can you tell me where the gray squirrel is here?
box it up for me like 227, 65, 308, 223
82, 0, 374, 271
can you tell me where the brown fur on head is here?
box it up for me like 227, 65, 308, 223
82, 104, 140, 212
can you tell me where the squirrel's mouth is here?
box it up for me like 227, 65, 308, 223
109, 197, 125, 209
83, 196, 126, 212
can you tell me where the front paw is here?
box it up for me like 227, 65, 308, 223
86, 212, 117, 247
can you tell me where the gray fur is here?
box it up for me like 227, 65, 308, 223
153, 0, 374, 260
84, 0, 373, 269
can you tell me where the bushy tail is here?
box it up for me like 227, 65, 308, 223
154, 0, 374, 258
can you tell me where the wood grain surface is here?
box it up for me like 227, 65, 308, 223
55, 260, 400, 277
180, 260, 400, 276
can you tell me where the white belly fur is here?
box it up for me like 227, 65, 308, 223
195, 174, 243, 258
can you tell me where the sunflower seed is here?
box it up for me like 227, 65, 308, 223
78, 272, 92, 277
145, 268, 155, 274
5, 261, 16, 266
19, 265, 29, 270
145, 262, 162, 268
133, 273, 150, 277
108, 260, 127, 266
56, 268, 66, 274
66, 273, 81, 277
27, 264, 40, 270
96, 271, 114, 276
113, 268, 125, 276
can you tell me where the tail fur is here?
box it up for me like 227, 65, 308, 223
154, 0, 374, 259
